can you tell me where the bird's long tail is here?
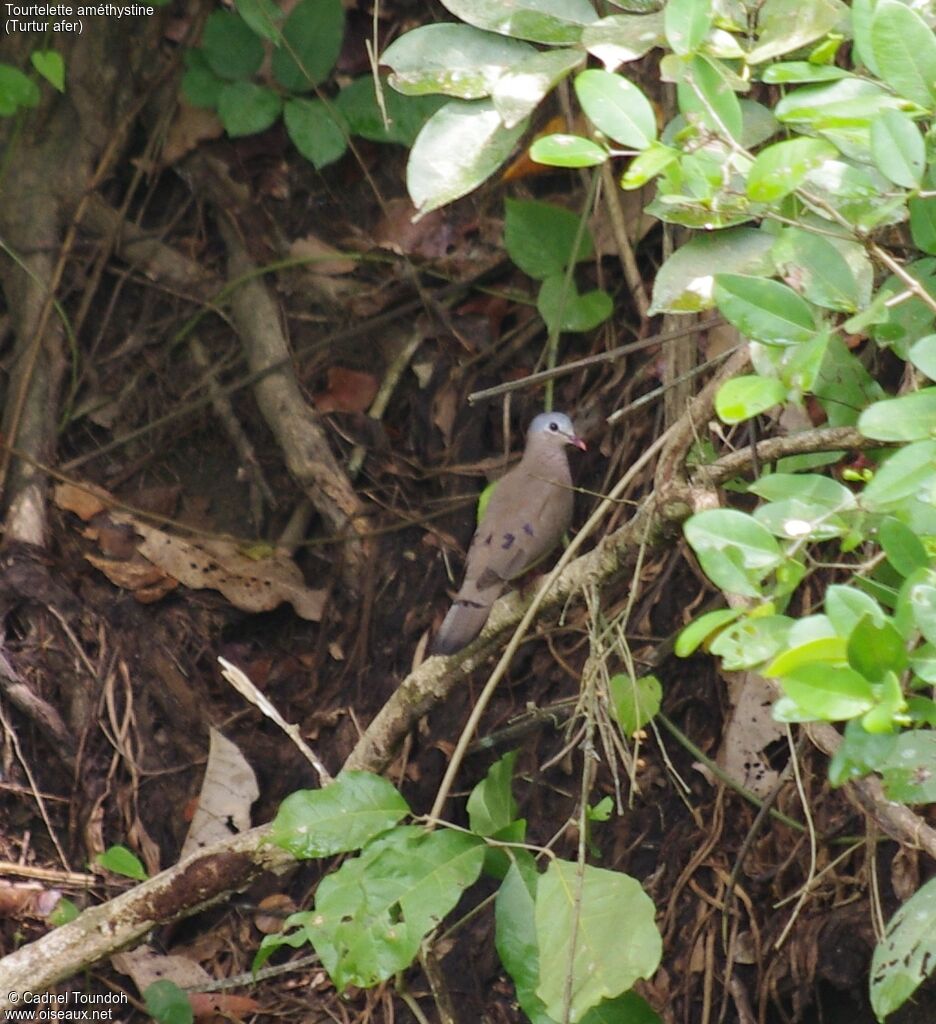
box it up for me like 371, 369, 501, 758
431, 589, 499, 655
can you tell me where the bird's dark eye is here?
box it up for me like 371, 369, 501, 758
549, 421, 559, 431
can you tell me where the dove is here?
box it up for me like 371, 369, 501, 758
432, 412, 586, 655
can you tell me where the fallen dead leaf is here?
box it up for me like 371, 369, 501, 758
314, 366, 379, 414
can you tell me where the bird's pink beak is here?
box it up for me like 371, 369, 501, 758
569, 433, 587, 452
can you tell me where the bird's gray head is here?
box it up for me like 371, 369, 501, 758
528, 412, 587, 451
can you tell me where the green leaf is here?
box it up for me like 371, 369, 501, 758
493, 49, 585, 128
710, 614, 792, 670
910, 197, 936, 256
217, 81, 282, 137
776, 663, 875, 721
675, 607, 743, 657
272, 0, 344, 92
746, 138, 837, 203
30, 50, 64, 92
909, 571, 936, 646
96, 845, 148, 881
574, 69, 656, 149
774, 78, 902, 129
684, 508, 785, 597
879, 518, 929, 579
908, 334, 936, 381
334, 77, 445, 147
766, 636, 847, 676
771, 228, 864, 313
676, 54, 742, 140
811, 334, 883, 427
530, 133, 608, 168
47, 897, 79, 926
234, 0, 284, 44
749, 473, 856, 510
496, 858, 553, 1024
871, 877, 936, 1019
308, 827, 485, 989
535, 860, 662, 1022
761, 61, 851, 84
438, 0, 597, 45
649, 227, 775, 314
181, 49, 224, 109
870, 0, 936, 110
870, 109, 925, 188
664, 0, 713, 56
504, 199, 594, 279
407, 99, 528, 215
828, 718, 898, 786
746, 0, 847, 65
858, 390, 936, 442
848, 615, 907, 682
268, 771, 410, 858
467, 751, 520, 837
714, 274, 816, 344
284, 98, 347, 168
826, 585, 886, 637
381, 24, 535, 100
144, 980, 193, 1024
716, 376, 787, 424
537, 276, 613, 333
862, 441, 936, 512
754, 497, 849, 541
583, 13, 665, 70
620, 141, 678, 188
880, 732, 936, 803
609, 674, 662, 733
0, 63, 40, 114
202, 10, 264, 81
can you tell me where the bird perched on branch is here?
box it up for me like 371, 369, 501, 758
432, 412, 586, 655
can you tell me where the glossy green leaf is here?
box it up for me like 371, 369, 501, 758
30, 50, 64, 92
775, 78, 901, 129
910, 197, 936, 256
879, 517, 930, 578
649, 227, 775, 314
575, 69, 656, 149
811, 334, 883, 426
754, 497, 849, 541
862, 442, 936, 511
272, 0, 344, 92
181, 49, 224, 109
269, 771, 409, 858
828, 718, 899, 785
664, 0, 712, 56
870, 0, 936, 110
776, 663, 875, 720
381, 24, 535, 100
771, 229, 864, 313
96, 845, 148, 881
870, 109, 925, 188
537, 276, 613, 333
675, 608, 743, 656
202, 10, 264, 80
761, 61, 851, 84
609, 673, 662, 733
530, 133, 608, 168
880, 732, 936, 803
439, 0, 596, 45
749, 473, 856, 510
825, 585, 886, 637
909, 571, 936, 646
871, 877, 936, 1019
908, 334, 936, 381
234, 0, 284, 44
848, 615, 907, 682
858, 390, 936, 442
714, 274, 816, 344
766, 636, 847, 676
495, 859, 553, 1024
493, 49, 584, 128
536, 860, 662, 1022
583, 12, 665, 70
284, 98, 346, 169
407, 100, 528, 215
746, 0, 847, 65
334, 77, 445, 147
684, 509, 784, 597
218, 81, 283, 137
709, 614, 792, 670
676, 54, 742, 140
504, 199, 594, 279
746, 138, 837, 203
715, 375, 787, 423
620, 141, 679, 188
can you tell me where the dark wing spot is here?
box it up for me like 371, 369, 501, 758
484, 533, 493, 546
523, 522, 535, 537
501, 533, 515, 550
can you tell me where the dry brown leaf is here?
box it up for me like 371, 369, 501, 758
254, 893, 297, 934
112, 944, 210, 995
163, 99, 224, 166
313, 366, 379, 414
290, 233, 356, 276
189, 992, 260, 1020
716, 671, 783, 798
